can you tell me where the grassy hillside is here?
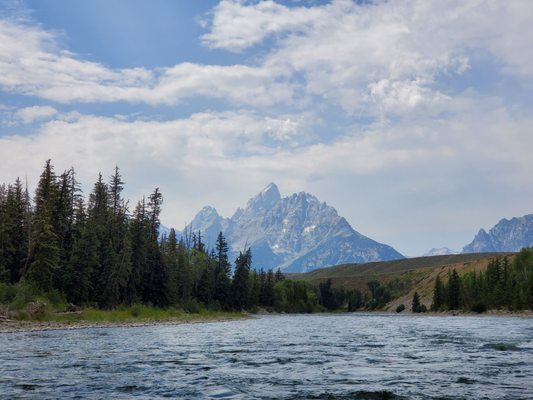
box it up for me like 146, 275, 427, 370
288, 253, 516, 311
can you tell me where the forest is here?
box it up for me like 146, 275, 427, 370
429, 250, 533, 312
0, 161, 318, 314
1, 161, 532, 317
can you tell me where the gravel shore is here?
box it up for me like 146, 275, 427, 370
0, 315, 249, 333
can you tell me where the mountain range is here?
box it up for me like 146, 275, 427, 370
463, 214, 533, 253
163, 184, 533, 272
181, 183, 404, 272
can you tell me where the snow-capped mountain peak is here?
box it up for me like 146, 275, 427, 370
182, 183, 404, 272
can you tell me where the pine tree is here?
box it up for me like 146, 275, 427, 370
164, 228, 179, 305
214, 232, 231, 308
412, 291, 421, 313
448, 269, 461, 310
431, 275, 444, 311
232, 249, 251, 309
26, 218, 59, 291
26, 160, 61, 290
53, 169, 79, 292
127, 199, 149, 304
64, 199, 97, 304
2, 179, 30, 283
143, 188, 168, 307
177, 237, 191, 302
0, 184, 11, 282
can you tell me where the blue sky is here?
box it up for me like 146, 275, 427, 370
1, 0, 533, 256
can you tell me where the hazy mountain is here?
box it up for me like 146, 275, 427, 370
463, 214, 533, 253
183, 183, 404, 272
423, 247, 458, 257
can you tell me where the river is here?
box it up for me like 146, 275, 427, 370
1, 313, 532, 399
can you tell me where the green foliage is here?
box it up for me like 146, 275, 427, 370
318, 279, 341, 310
430, 275, 444, 311
366, 280, 391, 310
232, 249, 251, 309
0, 282, 17, 304
274, 280, 318, 313
430, 249, 533, 312
396, 304, 405, 313
411, 291, 423, 313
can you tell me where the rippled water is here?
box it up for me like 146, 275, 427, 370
1, 314, 532, 399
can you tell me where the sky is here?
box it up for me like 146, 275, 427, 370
1, 0, 533, 257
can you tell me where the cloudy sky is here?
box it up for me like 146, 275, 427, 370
1, 0, 532, 256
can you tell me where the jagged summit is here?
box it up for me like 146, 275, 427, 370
463, 214, 533, 253
182, 183, 404, 272
245, 182, 281, 212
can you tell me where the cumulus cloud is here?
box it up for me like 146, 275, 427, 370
1, 1, 532, 116
2, 96, 532, 238
0, 19, 295, 106
203, 0, 533, 114
2, 1, 533, 254
15, 105, 57, 123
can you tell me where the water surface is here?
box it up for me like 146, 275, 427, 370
1, 314, 532, 399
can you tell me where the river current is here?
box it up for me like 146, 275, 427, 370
1, 314, 532, 399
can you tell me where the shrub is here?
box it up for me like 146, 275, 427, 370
396, 304, 405, 313
471, 302, 487, 313
130, 303, 143, 317
0, 283, 17, 304
184, 300, 202, 314
10, 282, 39, 310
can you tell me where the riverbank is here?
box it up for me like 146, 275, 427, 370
0, 311, 249, 333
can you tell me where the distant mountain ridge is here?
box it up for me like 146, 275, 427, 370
423, 247, 458, 257
183, 183, 404, 272
463, 214, 533, 253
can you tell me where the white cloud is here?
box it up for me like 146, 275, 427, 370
203, 0, 533, 114
202, 0, 324, 51
0, 19, 295, 106
1, 95, 532, 240
15, 105, 57, 123
1, 1, 532, 116
2, 1, 533, 255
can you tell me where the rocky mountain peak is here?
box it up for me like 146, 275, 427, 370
245, 182, 281, 212
463, 214, 533, 253
180, 183, 404, 272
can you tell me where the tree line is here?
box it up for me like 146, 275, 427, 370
0, 161, 319, 312
431, 250, 533, 312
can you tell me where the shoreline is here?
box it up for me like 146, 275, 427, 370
2, 309, 532, 333
0, 314, 250, 334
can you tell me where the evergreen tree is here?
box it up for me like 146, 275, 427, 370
143, 188, 168, 307
4, 179, 30, 283
26, 218, 59, 291
214, 232, 231, 308
64, 199, 97, 304
164, 228, 179, 305
412, 291, 421, 313
318, 279, 338, 310
448, 269, 461, 310
26, 160, 61, 290
127, 199, 149, 304
232, 249, 251, 309
431, 275, 444, 311
177, 237, 191, 302
0, 185, 11, 282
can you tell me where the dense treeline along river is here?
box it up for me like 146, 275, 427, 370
1, 314, 532, 399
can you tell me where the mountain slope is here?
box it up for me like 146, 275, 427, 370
185, 183, 404, 272
288, 252, 514, 310
463, 214, 533, 253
